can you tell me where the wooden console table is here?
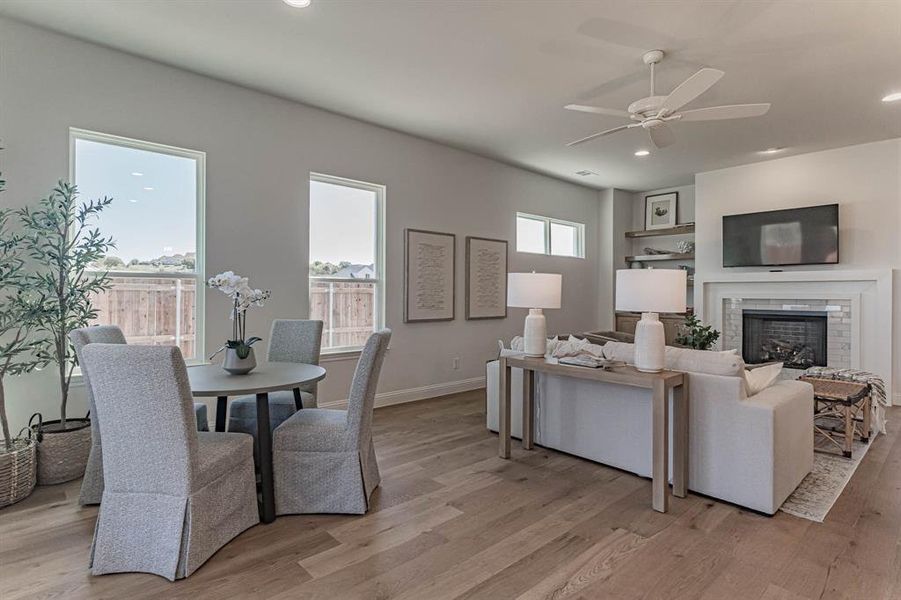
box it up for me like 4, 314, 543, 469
498, 356, 689, 513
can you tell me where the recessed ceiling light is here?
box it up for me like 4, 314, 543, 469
759, 147, 785, 155
131, 172, 143, 177
143, 186, 154, 191
283, 0, 311, 7
882, 92, 901, 103
634, 149, 650, 157
128, 199, 138, 203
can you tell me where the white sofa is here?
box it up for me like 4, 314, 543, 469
486, 342, 814, 514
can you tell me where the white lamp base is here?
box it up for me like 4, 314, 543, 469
523, 308, 547, 357
634, 312, 665, 373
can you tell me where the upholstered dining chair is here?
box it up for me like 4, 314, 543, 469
80, 344, 259, 581
69, 325, 209, 506
228, 319, 323, 449
273, 329, 390, 515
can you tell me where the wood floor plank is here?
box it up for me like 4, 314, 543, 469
513, 528, 647, 600
0, 390, 897, 600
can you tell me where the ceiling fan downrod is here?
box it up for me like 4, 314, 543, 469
643, 49, 664, 97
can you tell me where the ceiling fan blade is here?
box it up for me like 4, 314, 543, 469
566, 124, 634, 147
677, 103, 771, 121
658, 68, 724, 115
564, 104, 633, 119
648, 124, 675, 149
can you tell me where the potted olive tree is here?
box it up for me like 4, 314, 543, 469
0, 178, 45, 506
20, 182, 114, 485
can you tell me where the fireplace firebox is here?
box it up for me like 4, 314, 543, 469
742, 309, 827, 370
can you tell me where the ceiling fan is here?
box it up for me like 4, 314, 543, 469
565, 50, 771, 149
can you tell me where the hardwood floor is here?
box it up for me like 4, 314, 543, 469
1, 390, 899, 599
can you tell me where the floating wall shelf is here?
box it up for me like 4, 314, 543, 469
624, 224, 695, 238
625, 252, 695, 263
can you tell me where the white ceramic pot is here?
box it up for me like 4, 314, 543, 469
222, 346, 256, 375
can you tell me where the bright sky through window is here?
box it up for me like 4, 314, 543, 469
516, 215, 546, 254
74, 138, 196, 264
309, 180, 376, 266
550, 222, 577, 257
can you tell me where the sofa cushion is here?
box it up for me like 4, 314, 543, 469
603, 342, 746, 378
581, 330, 636, 345
666, 346, 746, 377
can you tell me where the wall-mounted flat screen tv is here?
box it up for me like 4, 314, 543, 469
722, 204, 839, 267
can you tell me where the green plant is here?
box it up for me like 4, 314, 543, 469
0, 192, 46, 449
19, 182, 114, 429
675, 313, 720, 350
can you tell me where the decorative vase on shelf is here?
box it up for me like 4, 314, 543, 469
208, 271, 271, 376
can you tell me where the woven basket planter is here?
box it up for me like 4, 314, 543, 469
32, 416, 92, 486
0, 437, 37, 508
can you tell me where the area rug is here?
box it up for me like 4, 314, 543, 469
779, 439, 872, 522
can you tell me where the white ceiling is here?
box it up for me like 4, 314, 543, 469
2, 0, 899, 191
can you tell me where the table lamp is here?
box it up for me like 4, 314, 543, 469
507, 272, 562, 357
615, 269, 687, 372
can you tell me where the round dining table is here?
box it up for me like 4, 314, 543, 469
188, 361, 327, 523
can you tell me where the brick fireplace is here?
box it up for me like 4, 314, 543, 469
721, 298, 852, 373
742, 309, 828, 369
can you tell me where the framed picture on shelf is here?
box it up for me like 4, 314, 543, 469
404, 228, 456, 322
465, 236, 507, 320
645, 192, 678, 230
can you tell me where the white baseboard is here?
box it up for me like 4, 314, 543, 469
319, 376, 486, 410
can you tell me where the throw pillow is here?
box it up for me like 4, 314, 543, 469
744, 362, 784, 396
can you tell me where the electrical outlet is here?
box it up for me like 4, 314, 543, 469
452, 357, 460, 370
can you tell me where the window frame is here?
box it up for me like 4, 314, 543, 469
69, 127, 207, 364
308, 172, 386, 355
515, 212, 585, 258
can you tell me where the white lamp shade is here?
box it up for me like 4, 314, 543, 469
616, 269, 686, 313
507, 272, 562, 309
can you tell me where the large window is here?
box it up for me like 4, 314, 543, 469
309, 173, 385, 353
516, 212, 585, 258
70, 129, 205, 361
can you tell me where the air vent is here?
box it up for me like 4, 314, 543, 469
575, 170, 598, 177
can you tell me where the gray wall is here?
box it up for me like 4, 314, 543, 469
0, 19, 602, 430
630, 185, 696, 231
596, 189, 633, 329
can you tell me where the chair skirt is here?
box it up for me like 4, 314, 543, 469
274, 439, 380, 515
89, 452, 259, 580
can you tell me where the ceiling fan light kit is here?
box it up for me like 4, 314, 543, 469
565, 50, 771, 149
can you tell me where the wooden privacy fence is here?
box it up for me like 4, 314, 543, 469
90, 276, 372, 357
90, 276, 196, 358
309, 280, 375, 349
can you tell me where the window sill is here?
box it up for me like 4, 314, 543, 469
320, 349, 363, 362
320, 346, 391, 362
514, 249, 586, 259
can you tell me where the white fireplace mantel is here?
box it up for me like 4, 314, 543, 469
695, 269, 894, 404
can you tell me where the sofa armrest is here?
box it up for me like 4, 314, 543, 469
743, 379, 813, 412
744, 379, 814, 510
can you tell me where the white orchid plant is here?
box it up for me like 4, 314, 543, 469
208, 271, 271, 359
